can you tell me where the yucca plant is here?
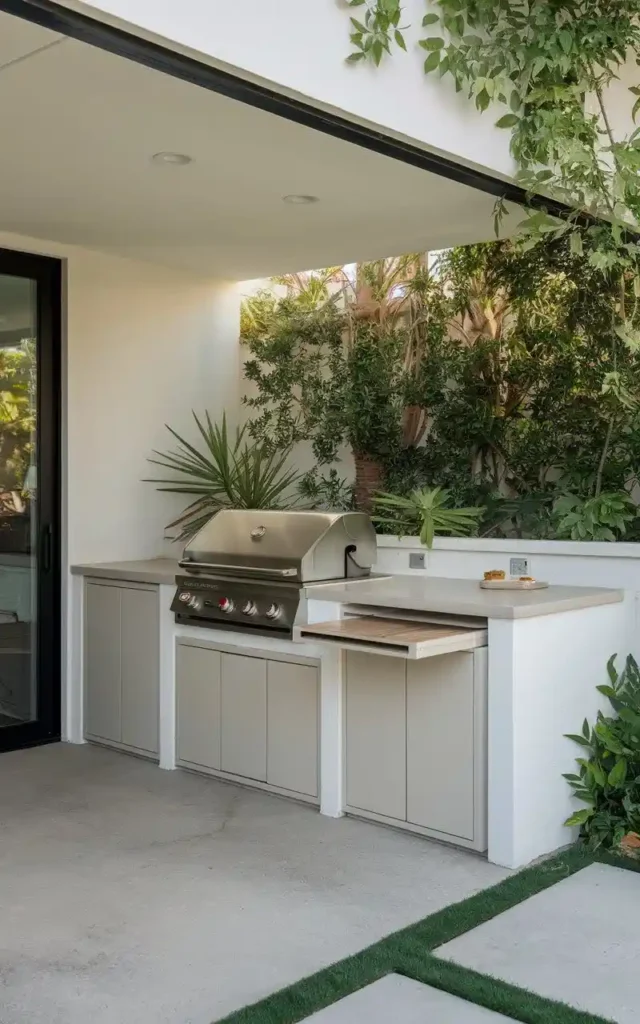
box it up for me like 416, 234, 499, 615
146, 412, 303, 541
373, 487, 486, 549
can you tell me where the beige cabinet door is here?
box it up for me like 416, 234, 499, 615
176, 644, 222, 770
345, 650, 406, 820
120, 587, 159, 754
85, 582, 121, 743
407, 652, 475, 840
220, 653, 267, 781
267, 661, 318, 797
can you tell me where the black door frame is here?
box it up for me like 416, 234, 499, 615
0, 247, 62, 752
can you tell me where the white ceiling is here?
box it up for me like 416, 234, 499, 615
0, 11, 512, 279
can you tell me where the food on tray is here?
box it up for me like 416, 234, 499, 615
519, 576, 536, 582
483, 569, 506, 581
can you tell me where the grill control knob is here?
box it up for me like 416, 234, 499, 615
218, 597, 234, 614
179, 592, 191, 603
242, 600, 257, 617
265, 603, 282, 621
188, 595, 203, 611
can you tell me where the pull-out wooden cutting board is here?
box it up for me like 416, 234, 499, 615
296, 616, 487, 660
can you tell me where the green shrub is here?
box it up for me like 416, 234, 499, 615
564, 655, 640, 852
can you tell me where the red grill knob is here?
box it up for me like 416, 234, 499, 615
218, 597, 234, 613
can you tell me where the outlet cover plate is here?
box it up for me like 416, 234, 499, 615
510, 557, 529, 577
409, 552, 426, 570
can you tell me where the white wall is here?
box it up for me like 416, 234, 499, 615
60, 0, 516, 182
0, 230, 241, 565
66, 253, 240, 563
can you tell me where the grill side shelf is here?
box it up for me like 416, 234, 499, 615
295, 617, 487, 660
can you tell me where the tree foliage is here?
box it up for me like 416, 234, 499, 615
241, 238, 640, 538
0, 341, 35, 510
343, 3, 640, 492
241, 259, 449, 510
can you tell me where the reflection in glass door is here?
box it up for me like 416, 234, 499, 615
0, 251, 61, 752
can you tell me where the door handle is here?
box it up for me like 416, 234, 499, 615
40, 524, 52, 573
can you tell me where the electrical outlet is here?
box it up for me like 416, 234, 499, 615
510, 557, 529, 577
409, 552, 425, 570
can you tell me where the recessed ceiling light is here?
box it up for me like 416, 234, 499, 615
151, 151, 193, 166
282, 194, 320, 205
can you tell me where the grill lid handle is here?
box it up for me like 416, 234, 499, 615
179, 559, 298, 578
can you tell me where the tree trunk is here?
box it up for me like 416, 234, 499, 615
353, 453, 385, 513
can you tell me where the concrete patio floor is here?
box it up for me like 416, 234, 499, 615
0, 743, 508, 1024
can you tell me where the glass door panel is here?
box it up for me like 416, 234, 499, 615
0, 275, 37, 728
0, 251, 60, 752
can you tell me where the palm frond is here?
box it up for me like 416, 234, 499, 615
146, 411, 303, 540
372, 487, 485, 549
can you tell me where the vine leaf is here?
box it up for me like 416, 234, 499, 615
495, 113, 519, 129
394, 29, 407, 50
558, 30, 572, 54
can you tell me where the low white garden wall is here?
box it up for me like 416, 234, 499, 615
374, 536, 640, 660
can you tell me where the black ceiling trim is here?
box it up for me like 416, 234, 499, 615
1, 0, 572, 217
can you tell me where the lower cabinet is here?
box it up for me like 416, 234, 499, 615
84, 579, 159, 757
345, 647, 487, 851
267, 660, 318, 798
176, 641, 319, 800
345, 653, 406, 820
175, 644, 222, 770
220, 653, 267, 782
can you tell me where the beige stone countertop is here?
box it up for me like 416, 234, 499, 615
71, 558, 180, 586
71, 563, 624, 620
304, 574, 624, 620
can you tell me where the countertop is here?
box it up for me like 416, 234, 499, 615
71, 560, 624, 620
305, 575, 624, 620
71, 559, 179, 586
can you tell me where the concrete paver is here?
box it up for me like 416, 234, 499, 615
304, 975, 519, 1022
436, 863, 640, 1024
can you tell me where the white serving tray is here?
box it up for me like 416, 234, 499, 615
479, 579, 549, 590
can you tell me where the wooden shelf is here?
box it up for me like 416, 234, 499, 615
296, 616, 487, 660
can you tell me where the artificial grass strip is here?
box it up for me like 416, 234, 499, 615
215, 846, 638, 1024
397, 957, 615, 1024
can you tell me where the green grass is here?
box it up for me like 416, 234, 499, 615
216, 846, 640, 1024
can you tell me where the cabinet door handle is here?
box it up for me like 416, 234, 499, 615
40, 524, 52, 573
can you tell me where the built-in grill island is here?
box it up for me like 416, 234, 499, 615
76, 510, 625, 868
171, 509, 378, 638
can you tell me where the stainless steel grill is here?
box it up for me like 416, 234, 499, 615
171, 509, 377, 638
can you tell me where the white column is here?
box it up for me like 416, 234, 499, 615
158, 583, 177, 770
63, 571, 86, 744
319, 645, 344, 817
488, 602, 630, 869
486, 617, 516, 868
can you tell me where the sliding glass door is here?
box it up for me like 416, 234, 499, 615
0, 248, 61, 752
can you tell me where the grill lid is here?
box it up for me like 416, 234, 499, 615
180, 509, 377, 583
